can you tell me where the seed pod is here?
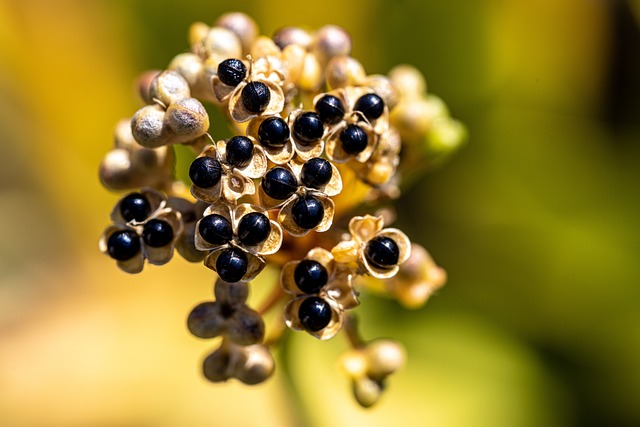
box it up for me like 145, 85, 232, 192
136, 70, 161, 105
164, 97, 210, 141
326, 55, 366, 89
365, 340, 405, 380
99, 149, 142, 190
297, 53, 322, 92
388, 64, 427, 100
234, 345, 275, 385
168, 53, 211, 99
313, 25, 352, 65
363, 75, 399, 110
131, 104, 171, 148
390, 96, 448, 141
149, 70, 191, 106
273, 26, 313, 49
202, 27, 242, 66
189, 21, 210, 48
215, 12, 259, 54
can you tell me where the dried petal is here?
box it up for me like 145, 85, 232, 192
348, 215, 384, 244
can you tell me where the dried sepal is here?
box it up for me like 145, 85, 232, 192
349, 215, 384, 243
331, 239, 360, 265
284, 296, 344, 340
221, 170, 255, 203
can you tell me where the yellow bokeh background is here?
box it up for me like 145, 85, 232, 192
1, 1, 639, 426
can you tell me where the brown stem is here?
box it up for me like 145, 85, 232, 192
344, 313, 365, 349
257, 281, 286, 315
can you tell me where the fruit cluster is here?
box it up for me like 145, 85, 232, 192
99, 12, 463, 407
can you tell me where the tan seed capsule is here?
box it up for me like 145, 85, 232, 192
313, 25, 352, 65
234, 345, 275, 385
165, 97, 209, 140
365, 340, 405, 379
136, 70, 161, 105
99, 149, 140, 190
149, 70, 191, 106
168, 53, 204, 89
202, 27, 242, 63
131, 104, 170, 148
390, 96, 448, 141
388, 64, 427, 99
353, 377, 383, 408
189, 21, 210, 48
363, 74, 400, 110
249, 35, 281, 59
297, 53, 322, 92
215, 12, 259, 54
325, 55, 366, 89
273, 26, 313, 49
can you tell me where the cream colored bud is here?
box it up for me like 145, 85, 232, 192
136, 70, 161, 105
189, 22, 210, 48
149, 70, 191, 106
215, 12, 259, 54
164, 98, 209, 140
390, 96, 448, 141
388, 64, 427, 99
273, 26, 312, 49
313, 25, 352, 64
326, 55, 366, 89
297, 53, 322, 92
234, 345, 275, 385
202, 27, 242, 62
131, 104, 170, 148
365, 340, 405, 379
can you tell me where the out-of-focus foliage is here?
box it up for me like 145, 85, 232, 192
0, 1, 639, 426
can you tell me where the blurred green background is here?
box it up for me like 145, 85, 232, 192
1, 0, 639, 426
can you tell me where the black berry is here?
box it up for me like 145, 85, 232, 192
300, 157, 332, 189
107, 229, 140, 261
354, 93, 385, 121
365, 236, 400, 269
120, 193, 151, 222
142, 219, 174, 247
339, 124, 368, 155
293, 112, 324, 145
199, 214, 233, 245
225, 136, 254, 168
217, 58, 247, 87
294, 260, 328, 294
291, 195, 324, 230
241, 81, 271, 113
189, 157, 222, 188
258, 117, 290, 148
237, 212, 271, 246
314, 94, 345, 125
298, 296, 332, 332
262, 167, 298, 200
216, 248, 248, 283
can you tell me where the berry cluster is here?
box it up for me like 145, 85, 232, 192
99, 12, 463, 407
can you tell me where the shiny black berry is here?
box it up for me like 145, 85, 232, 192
199, 214, 233, 245
120, 193, 151, 222
294, 260, 328, 294
300, 157, 332, 189
314, 94, 345, 125
225, 136, 254, 168
258, 117, 290, 148
216, 247, 248, 283
262, 167, 298, 200
241, 81, 271, 113
339, 124, 368, 155
293, 112, 324, 145
189, 157, 222, 188
354, 93, 385, 121
298, 296, 332, 332
291, 195, 324, 230
237, 212, 271, 246
107, 229, 140, 261
217, 58, 247, 87
142, 219, 174, 247
364, 236, 400, 269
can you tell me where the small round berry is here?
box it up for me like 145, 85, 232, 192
237, 212, 271, 246
294, 260, 328, 294
199, 214, 233, 245
339, 124, 368, 155
293, 112, 324, 145
241, 81, 271, 113
354, 93, 385, 121
120, 193, 151, 222
314, 95, 345, 125
189, 157, 222, 188
217, 58, 247, 87
216, 248, 248, 283
262, 167, 298, 200
225, 136, 254, 168
142, 219, 174, 247
258, 117, 290, 148
298, 296, 332, 332
365, 236, 400, 269
300, 157, 332, 189
107, 230, 141, 261
291, 195, 324, 230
